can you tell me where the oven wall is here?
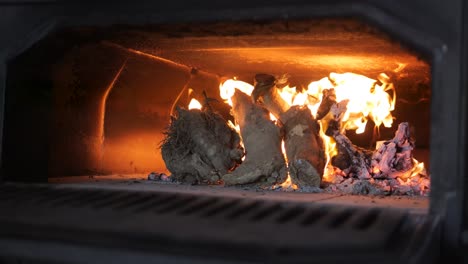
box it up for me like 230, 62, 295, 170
0, 0, 464, 250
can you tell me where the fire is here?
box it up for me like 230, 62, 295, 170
219, 79, 254, 106
410, 159, 426, 178
188, 98, 202, 110
275, 72, 397, 180
320, 127, 338, 181
274, 73, 396, 134
216, 72, 424, 189
279, 140, 298, 190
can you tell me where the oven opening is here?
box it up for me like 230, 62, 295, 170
4, 18, 431, 211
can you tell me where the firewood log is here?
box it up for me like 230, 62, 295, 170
161, 107, 244, 184
252, 74, 326, 187
280, 106, 326, 187
222, 90, 287, 186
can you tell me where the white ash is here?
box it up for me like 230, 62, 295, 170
264, 184, 324, 193
323, 172, 430, 196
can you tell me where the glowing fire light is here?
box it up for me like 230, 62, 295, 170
216, 72, 424, 187
320, 126, 338, 181
188, 98, 202, 110
276, 72, 396, 134
279, 140, 298, 190
219, 79, 254, 106
272, 72, 399, 180
410, 159, 426, 178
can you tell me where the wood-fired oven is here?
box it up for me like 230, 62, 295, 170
0, 0, 466, 263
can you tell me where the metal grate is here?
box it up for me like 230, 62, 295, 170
0, 183, 437, 263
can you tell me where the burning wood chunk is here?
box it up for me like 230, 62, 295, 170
222, 90, 287, 186
325, 100, 373, 179
315, 88, 337, 120
371, 122, 415, 179
281, 105, 326, 187
326, 120, 373, 179
252, 73, 290, 121
161, 107, 244, 184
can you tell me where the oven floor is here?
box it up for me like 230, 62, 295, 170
49, 174, 429, 214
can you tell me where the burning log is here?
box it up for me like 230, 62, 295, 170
252, 74, 326, 187
161, 107, 244, 184
222, 90, 287, 186
371, 122, 415, 179
324, 100, 418, 181
252, 74, 289, 120
325, 101, 373, 179
315, 88, 337, 120
281, 106, 326, 187
326, 120, 373, 179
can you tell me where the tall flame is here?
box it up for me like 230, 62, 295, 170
275, 72, 396, 134
279, 140, 298, 190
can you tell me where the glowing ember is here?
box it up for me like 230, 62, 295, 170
188, 98, 202, 110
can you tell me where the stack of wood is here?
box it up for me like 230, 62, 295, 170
246, 74, 326, 187
161, 73, 427, 194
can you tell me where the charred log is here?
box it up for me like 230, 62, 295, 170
326, 119, 373, 179
371, 122, 415, 179
161, 107, 244, 184
281, 106, 326, 187
222, 90, 287, 186
322, 100, 372, 179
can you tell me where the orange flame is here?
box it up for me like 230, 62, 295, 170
275, 72, 397, 180
275, 72, 396, 134
410, 159, 426, 178
219, 79, 254, 106
279, 140, 298, 190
